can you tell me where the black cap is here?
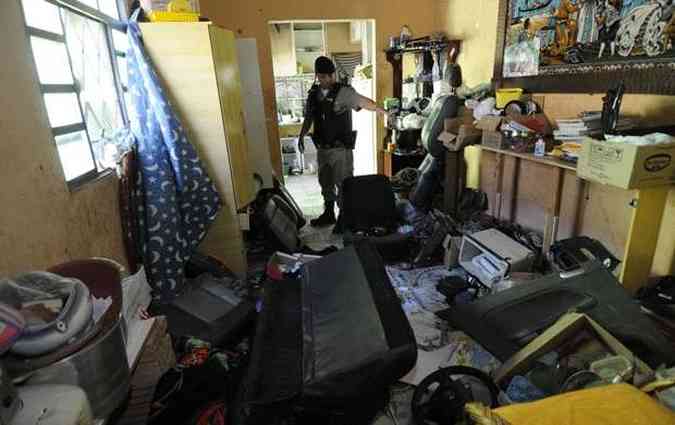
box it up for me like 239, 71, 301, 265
314, 56, 336, 74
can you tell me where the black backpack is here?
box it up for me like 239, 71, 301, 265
250, 178, 306, 253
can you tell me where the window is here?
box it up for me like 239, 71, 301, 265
275, 74, 314, 125
21, 0, 127, 187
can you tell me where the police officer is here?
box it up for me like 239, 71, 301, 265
297, 56, 385, 232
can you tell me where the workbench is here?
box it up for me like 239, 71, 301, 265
481, 146, 580, 254
478, 146, 671, 293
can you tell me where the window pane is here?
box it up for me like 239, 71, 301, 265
44, 93, 83, 127
21, 0, 63, 35
112, 29, 128, 53
29, 37, 74, 84
99, 0, 119, 18
61, 9, 123, 142
117, 56, 127, 86
123, 91, 132, 117
55, 131, 96, 181
79, 0, 99, 9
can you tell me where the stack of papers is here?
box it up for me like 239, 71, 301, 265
554, 111, 636, 142
554, 118, 595, 141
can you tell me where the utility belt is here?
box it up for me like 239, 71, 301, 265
313, 131, 358, 150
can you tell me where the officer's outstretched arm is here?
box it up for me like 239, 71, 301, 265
356, 95, 386, 115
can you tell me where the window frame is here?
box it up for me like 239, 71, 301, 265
19, 0, 129, 190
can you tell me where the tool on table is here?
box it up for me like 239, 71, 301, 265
601, 82, 625, 135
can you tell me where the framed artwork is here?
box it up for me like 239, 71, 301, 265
494, 0, 675, 93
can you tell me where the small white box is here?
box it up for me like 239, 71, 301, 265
459, 228, 534, 285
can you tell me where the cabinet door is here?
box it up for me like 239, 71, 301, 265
209, 25, 254, 209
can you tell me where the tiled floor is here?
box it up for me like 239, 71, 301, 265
285, 173, 324, 217
284, 173, 343, 250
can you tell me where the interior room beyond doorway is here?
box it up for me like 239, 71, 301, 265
269, 19, 376, 217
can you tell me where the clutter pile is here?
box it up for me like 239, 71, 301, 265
3, 54, 674, 425
238, 147, 674, 424
0, 259, 131, 423
3, 169, 674, 425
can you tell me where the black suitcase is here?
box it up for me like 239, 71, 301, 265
155, 273, 256, 346
341, 175, 399, 233
343, 231, 416, 263
232, 241, 417, 424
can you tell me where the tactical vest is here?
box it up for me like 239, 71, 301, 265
309, 83, 355, 149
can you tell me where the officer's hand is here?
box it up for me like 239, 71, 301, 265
297, 137, 305, 153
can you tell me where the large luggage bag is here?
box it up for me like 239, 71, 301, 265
156, 273, 256, 346
341, 174, 399, 233
232, 241, 417, 424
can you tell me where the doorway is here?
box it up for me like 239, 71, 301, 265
269, 19, 377, 217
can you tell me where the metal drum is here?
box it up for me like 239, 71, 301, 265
0, 363, 20, 424
22, 317, 129, 419
6, 259, 130, 419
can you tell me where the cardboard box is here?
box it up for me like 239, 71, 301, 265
476, 116, 503, 132
577, 137, 675, 189
511, 113, 553, 136
494, 312, 654, 385
438, 115, 481, 152
482, 131, 506, 149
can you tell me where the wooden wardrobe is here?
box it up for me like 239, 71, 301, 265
141, 22, 254, 276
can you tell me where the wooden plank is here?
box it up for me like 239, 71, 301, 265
209, 25, 255, 209
479, 150, 498, 216
383, 150, 393, 177
578, 183, 633, 261
570, 176, 587, 237
542, 165, 565, 252
236, 39, 275, 188
464, 145, 482, 189
494, 153, 505, 220
495, 313, 653, 384
126, 317, 157, 371
515, 160, 559, 211
507, 156, 521, 222
444, 150, 462, 215
620, 186, 670, 294
542, 215, 555, 253
481, 146, 577, 171
550, 167, 566, 244
118, 317, 176, 425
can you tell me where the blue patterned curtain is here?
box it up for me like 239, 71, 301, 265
126, 18, 222, 300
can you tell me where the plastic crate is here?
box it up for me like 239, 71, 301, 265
495, 88, 523, 109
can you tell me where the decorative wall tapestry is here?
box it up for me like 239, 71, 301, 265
495, 0, 675, 93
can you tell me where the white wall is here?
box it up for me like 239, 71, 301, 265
269, 23, 295, 76
237, 38, 276, 188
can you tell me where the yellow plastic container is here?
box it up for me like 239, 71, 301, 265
148, 11, 199, 22
495, 88, 523, 109
167, 0, 192, 12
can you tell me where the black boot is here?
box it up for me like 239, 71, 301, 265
311, 202, 336, 227
332, 213, 344, 234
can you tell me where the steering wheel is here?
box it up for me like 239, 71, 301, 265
411, 366, 500, 425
